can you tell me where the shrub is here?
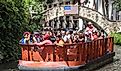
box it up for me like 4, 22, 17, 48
111, 32, 121, 45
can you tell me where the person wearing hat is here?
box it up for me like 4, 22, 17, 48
19, 32, 35, 44
85, 22, 94, 32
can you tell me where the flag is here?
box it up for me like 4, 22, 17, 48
64, 5, 78, 15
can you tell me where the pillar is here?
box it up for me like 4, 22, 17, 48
56, 17, 60, 29
108, 0, 113, 20
95, 0, 98, 10
98, 0, 104, 15
62, 16, 67, 28
78, 18, 83, 31
69, 16, 73, 29
112, 8, 116, 21
119, 11, 121, 21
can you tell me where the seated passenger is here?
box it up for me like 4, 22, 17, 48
73, 34, 80, 43
49, 31, 56, 43
19, 32, 35, 44
100, 30, 107, 38
33, 32, 43, 43
55, 35, 64, 47
92, 30, 98, 40
84, 31, 92, 42
85, 22, 95, 32
78, 33, 85, 42
34, 33, 52, 45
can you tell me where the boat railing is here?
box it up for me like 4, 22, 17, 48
19, 37, 114, 64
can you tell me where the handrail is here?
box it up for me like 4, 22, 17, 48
19, 37, 114, 64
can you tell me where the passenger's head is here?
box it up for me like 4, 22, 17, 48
49, 31, 53, 36
84, 31, 89, 37
23, 32, 30, 38
101, 30, 105, 33
33, 32, 40, 37
61, 31, 65, 35
56, 35, 62, 41
43, 33, 50, 40
66, 31, 70, 35
93, 30, 97, 34
23, 32, 31, 40
87, 22, 93, 28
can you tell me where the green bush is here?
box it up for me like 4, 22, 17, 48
0, 0, 29, 63
111, 33, 121, 45
0, 0, 43, 63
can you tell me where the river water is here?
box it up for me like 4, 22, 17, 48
0, 45, 121, 71
95, 45, 121, 71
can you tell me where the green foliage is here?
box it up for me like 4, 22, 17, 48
114, 0, 121, 11
111, 33, 121, 45
0, 0, 27, 62
24, 0, 44, 31
0, 0, 44, 63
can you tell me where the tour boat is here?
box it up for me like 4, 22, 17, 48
18, 37, 115, 71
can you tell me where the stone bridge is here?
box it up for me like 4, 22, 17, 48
32, 3, 121, 33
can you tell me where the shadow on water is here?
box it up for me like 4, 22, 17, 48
0, 61, 19, 71
93, 58, 120, 71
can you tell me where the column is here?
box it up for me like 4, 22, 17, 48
98, 0, 104, 15
108, 0, 113, 20
62, 16, 67, 28
69, 16, 73, 29
112, 8, 116, 21
56, 17, 60, 29
95, 0, 98, 10
51, 20, 55, 29
76, 20, 79, 30
46, 21, 49, 27
119, 11, 121, 21
103, 0, 107, 17
78, 18, 83, 31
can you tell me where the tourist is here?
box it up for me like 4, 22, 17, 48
34, 33, 52, 45
49, 31, 56, 43
92, 30, 98, 40
100, 30, 107, 38
55, 35, 64, 47
33, 31, 43, 43
19, 32, 36, 44
78, 33, 85, 42
85, 22, 94, 32
84, 31, 92, 42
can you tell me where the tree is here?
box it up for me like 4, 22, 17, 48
24, 0, 45, 31
114, 0, 121, 11
0, 0, 44, 63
